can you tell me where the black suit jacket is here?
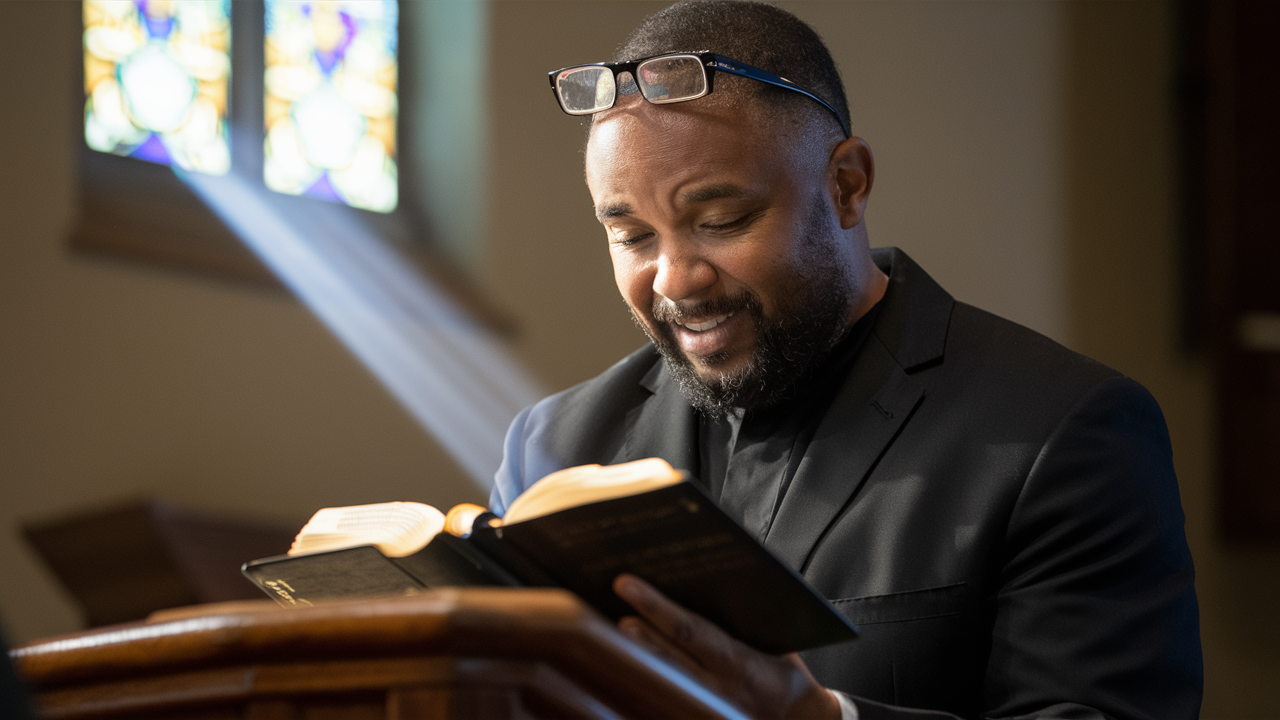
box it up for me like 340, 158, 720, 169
491, 248, 1202, 720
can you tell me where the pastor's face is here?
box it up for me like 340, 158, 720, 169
585, 97, 847, 388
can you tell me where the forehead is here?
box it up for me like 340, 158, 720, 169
584, 98, 788, 200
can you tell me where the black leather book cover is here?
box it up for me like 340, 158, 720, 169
478, 482, 858, 654
242, 545, 423, 606
241, 535, 518, 606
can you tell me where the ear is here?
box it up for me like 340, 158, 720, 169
828, 137, 874, 230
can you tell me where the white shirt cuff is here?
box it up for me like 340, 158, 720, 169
829, 689, 860, 720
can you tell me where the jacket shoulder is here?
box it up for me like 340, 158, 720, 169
491, 345, 662, 510
945, 301, 1122, 393
548, 343, 663, 419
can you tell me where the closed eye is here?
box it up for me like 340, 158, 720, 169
702, 211, 762, 233
610, 231, 654, 247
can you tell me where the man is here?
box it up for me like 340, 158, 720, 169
491, 2, 1202, 718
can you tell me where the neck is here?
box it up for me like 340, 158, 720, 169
841, 235, 890, 334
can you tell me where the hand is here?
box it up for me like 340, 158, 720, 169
613, 573, 841, 720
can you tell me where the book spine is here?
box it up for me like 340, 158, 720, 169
466, 526, 562, 588
441, 534, 526, 586
388, 534, 524, 588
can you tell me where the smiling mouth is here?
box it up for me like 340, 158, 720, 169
677, 312, 734, 332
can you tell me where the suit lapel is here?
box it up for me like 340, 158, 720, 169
764, 336, 923, 571
763, 248, 951, 572
623, 361, 699, 474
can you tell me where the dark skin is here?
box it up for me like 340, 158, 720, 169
585, 95, 886, 719
614, 574, 842, 720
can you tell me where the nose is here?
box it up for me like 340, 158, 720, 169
652, 237, 717, 304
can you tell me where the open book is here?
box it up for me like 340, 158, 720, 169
241, 458, 857, 654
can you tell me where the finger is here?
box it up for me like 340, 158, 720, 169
618, 615, 747, 705
613, 574, 738, 668
617, 614, 708, 677
613, 573, 702, 646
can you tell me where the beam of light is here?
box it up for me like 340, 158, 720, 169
179, 170, 543, 489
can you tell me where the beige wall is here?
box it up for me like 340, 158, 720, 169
2, 0, 1276, 715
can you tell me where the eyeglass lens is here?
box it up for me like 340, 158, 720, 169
556, 66, 616, 114
557, 55, 709, 114
635, 55, 707, 103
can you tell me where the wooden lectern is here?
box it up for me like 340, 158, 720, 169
12, 588, 746, 720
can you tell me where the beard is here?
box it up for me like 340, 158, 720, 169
628, 202, 853, 419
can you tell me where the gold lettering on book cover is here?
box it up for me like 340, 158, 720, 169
263, 579, 314, 607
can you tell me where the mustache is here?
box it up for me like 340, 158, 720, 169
652, 292, 758, 325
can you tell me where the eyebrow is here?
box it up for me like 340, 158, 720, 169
594, 184, 749, 223
595, 202, 633, 222
679, 183, 748, 206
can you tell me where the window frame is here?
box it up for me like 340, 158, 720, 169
69, 0, 513, 332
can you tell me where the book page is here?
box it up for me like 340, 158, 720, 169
289, 501, 446, 558
502, 457, 684, 525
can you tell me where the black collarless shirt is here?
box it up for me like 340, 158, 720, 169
698, 301, 882, 542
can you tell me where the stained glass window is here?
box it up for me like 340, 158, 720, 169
264, 1, 398, 213
83, 0, 231, 175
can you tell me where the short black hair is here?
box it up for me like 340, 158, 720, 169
611, 1, 850, 137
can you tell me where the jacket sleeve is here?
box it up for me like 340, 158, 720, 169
489, 404, 534, 517
984, 376, 1201, 719
488, 389, 589, 516
847, 376, 1202, 720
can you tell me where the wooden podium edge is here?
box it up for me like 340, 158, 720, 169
12, 588, 747, 720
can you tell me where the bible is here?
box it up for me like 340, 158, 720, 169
241, 458, 857, 653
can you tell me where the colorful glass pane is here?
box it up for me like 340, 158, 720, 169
264, 1, 398, 213
83, 0, 231, 175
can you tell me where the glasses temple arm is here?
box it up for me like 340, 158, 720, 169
708, 57, 851, 137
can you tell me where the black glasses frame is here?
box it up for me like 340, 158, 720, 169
548, 51, 851, 138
